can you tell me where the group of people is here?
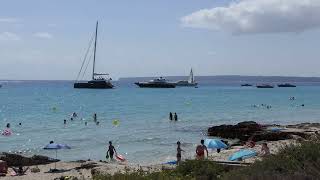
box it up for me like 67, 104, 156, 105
63, 112, 100, 126
175, 139, 270, 164
169, 112, 178, 121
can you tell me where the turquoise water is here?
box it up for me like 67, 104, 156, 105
0, 81, 320, 164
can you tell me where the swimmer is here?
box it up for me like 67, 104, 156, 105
70, 117, 73, 121
18, 123, 22, 126
64, 119, 67, 124
72, 112, 77, 117
96, 121, 100, 125
301, 104, 305, 107
85, 122, 87, 126
169, 112, 173, 121
6, 123, 10, 128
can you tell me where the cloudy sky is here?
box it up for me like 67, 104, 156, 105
1, 0, 320, 80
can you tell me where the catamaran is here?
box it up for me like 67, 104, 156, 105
175, 68, 198, 87
74, 21, 114, 89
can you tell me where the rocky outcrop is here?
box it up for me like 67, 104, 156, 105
0, 153, 59, 166
208, 121, 263, 141
208, 121, 311, 142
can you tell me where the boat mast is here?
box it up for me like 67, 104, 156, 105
92, 21, 98, 80
189, 68, 194, 83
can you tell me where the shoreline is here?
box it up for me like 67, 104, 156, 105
1, 121, 319, 179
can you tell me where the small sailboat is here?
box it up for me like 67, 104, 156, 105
74, 21, 114, 89
175, 68, 198, 87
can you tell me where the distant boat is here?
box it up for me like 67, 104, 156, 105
241, 84, 252, 87
135, 77, 176, 88
74, 21, 114, 89
256, 84, 274, 88
175, 68, 198, 87
277, 83, 296, 87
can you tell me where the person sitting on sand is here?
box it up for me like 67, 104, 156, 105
196, 139, 208, 160
260, 143, 270, 156
176, 141, 184, 164
245, 137, 256, 148
106, 141, 117, 160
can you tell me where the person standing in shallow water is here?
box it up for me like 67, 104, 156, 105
106, 141, 117, 160
169, 112, 173, 120
174, 113, 178, 121
176, 141, 184, 164
93, 113, 97, 122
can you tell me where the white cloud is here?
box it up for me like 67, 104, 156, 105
0, 32, 20, 41
181, 0, 320, 34
33, 32, 53, 39
0, 17, 19, 23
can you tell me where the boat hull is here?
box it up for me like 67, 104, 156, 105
135, 82, 176, 88
256, 85, 274, 88
175, 82, 198, 87
277, 84, 296, 87
74, 81, 113, 89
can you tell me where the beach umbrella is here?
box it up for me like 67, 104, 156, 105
204, 139, 228, 149
43, 143, 71, 171
229, 149, 257, 161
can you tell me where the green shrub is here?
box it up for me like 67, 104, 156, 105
223, 141, 320, 180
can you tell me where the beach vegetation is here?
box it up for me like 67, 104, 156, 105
93, 140, 320, 180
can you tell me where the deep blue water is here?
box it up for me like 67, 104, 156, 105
0, 80, 319, 164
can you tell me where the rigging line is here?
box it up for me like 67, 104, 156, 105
75, 32, 95, 81
81, 49, 94, 80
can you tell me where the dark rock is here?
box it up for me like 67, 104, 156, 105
208, 121, 312, 142
208, 121, 262, 141
0, 153, 59, 166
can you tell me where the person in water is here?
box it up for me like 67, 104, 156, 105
70, 117, 73, 121
174, 113, 178, 121
63, 119, 67, 125
176, 141, 184, 164
72, 112, 77, 117
196, 139, 208, 160
18, 123, 22, 126
85, 122, 88, 126
106, 141, 117, 160
94, 113, 97, 122
169, 112, 173, 121
96, 121, 100, 125
6, 123, 10, 128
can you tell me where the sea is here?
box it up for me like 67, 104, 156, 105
1, 76, 320, 165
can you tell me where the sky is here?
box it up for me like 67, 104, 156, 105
1, 0, 320, 80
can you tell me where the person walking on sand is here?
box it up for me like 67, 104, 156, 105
106, 141, 117, 160
196, 139, 208, 160
176, 141, 184, 164
169, 112, 173, 121
174, 113, 178, 121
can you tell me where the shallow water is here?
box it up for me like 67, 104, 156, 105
0, 81, 320, 164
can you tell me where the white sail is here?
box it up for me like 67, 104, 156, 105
188, 68, 194, 83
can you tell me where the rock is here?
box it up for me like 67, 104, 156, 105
0, 153, 59, 166
208, 121, 312, 142
208, 121, 262, 141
